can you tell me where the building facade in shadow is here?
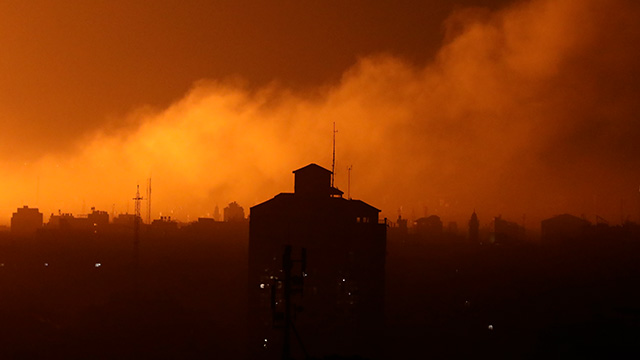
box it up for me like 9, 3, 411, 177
248, 163, 386, 359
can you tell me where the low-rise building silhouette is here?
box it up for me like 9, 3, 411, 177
149, 216, 179, 236
494, 215, 526, 244
469, 210, 480, 243
112, 213, 141, 227
541, 214, 591, 245
47, 211, 79, 230
415, 214, 443, 240
87, 207, 109, 228
11, 206, 43, 237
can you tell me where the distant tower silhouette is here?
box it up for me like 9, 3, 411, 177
133, 185, 143, 276
213, 204, 221, 222
469, 210, 479, 244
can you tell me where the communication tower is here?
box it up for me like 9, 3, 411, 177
133, 185, 143, 275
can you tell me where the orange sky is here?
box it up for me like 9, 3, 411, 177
1, 0, 639, 229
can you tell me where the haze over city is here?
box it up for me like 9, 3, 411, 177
1, 0, 639, 228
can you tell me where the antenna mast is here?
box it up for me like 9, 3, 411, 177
134, 185, 142, 223
331, 122, 337, 187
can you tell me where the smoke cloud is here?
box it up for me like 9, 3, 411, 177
2, 0, 639, 228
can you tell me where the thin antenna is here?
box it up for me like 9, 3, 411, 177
331, 122, 337, 187
347, 165, 352, 199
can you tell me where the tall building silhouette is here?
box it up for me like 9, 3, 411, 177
248, 163, 386, 359
469, 210, 479, 243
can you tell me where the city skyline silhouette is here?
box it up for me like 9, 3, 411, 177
2, 164, 640, 359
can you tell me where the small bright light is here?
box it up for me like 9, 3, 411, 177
264, 338, 268, 342
342, 278, 346, 282
348, 292, 352, 296
0, 263, 4, 267
44, 263, 49, 267
260, 283, 265, 289
95, 263, 102, 268
488, 325, 494, 330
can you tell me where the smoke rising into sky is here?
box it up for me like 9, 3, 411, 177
1, 0, 639, 227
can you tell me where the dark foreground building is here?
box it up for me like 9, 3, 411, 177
249, 163, 386, 359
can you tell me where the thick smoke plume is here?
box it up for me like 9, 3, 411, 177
2, 0, 639, 228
